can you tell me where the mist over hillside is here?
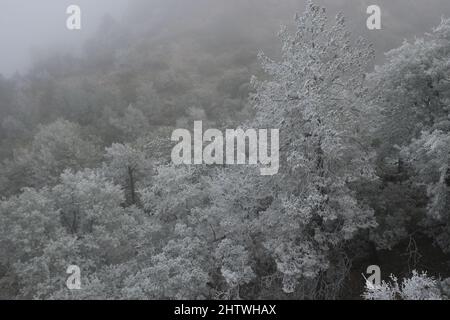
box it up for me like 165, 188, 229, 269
2, 0, 450, 77
1, 1, 450, 301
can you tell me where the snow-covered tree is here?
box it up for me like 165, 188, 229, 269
402, 130, 450, 252
30, 119, 101, 186
103, 143, 151, 205
121, 231, 211, 300
248, 2, 377, 296
375, 18, 450, 253
139, 165, 204, 219
0, 168, 151, 299
363, 271, 443, 300
109, 104, 150, 141
370, 17, 450, 161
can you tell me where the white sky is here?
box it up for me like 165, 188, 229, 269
0, 0, 129, 76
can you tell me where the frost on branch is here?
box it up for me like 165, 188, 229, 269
250, 1, 377, 295
363, 271, 443, 300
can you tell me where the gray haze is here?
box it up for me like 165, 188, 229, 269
2, 0, 450, 301
0, 0, 129, 76
1, 0, 450, 76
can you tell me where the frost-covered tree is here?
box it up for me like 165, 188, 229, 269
248, 2, 377, 296
132, 166, 212, 299
0, 187, 64, 298
363, 271, 443, 300
109, 104, 150, 141
356, 18, 450, 258
121, 231, 211, 300
103, 143, 151, 205
139, 165, 204, 219
30, 119, 101, 186
0, 150, 35, 197
0, 119, 101, 196
0, 168, 151, 299
373, 18, 450, 253
138, 164, 259, 299
190, 168, 262, 298
370, 17, 450, 161
402, 130, 450, 252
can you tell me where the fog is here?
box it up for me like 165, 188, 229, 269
0, 0, 129, 76
2, 0, 450, 301
1, 0, 450, 76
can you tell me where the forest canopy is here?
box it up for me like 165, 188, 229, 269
1, 0, 450, 300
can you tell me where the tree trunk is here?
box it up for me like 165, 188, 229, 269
128, 166, 136, 204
